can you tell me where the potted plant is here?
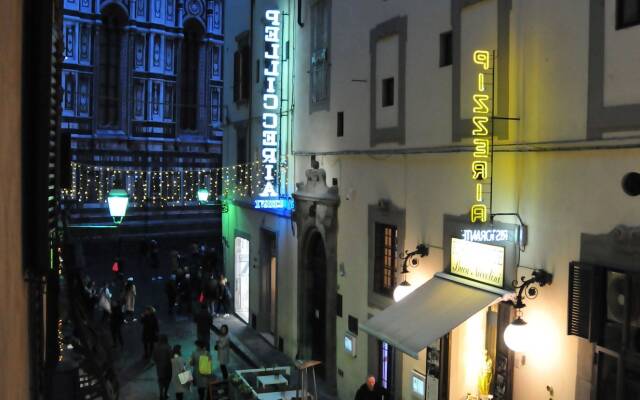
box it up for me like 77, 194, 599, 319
478, 350, 494, 400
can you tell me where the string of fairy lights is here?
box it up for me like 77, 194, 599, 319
62, 160, 289, 206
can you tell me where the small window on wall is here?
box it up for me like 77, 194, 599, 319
440, 31, 452, 67
374, 224, 397, 297
382, 78, 394, 107
379, 341, 396, 399
617, 0, 640, 29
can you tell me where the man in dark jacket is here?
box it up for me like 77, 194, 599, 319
194, 303, 213, 351
355, 375, 384, 400
141, 306, 159, 358
152, 335, 172, 400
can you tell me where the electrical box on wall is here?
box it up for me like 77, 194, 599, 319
344, 332, 357, 357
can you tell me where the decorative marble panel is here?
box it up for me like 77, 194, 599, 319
80, 0, 91, 13
64, 23, 76, 62
210, 86, 220, 126
79, 24, 91, 64
151, 0, 165, 24
63, 71, 76, 113
64, 0, 79, 12
134, 34, 146, 70
164, 82, 175, 120
149, 80, 163, 121
136, 0, 146, 19
133, 79, 146, 120
166, 0, 175, 24
165, 39, 175, 73
77, 74, 92, 116
211, 45, 221, 80
152, 35, 162, 68
212, 1, 222, 33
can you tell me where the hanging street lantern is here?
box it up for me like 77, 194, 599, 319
197, 188, 210, 203
107, 188, 129, 225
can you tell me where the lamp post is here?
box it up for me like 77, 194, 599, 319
503, 269, 553, 352
393, 244, 429, 302
107, 188, 129, 225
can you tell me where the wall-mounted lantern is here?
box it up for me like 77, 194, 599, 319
393, 244, 429, 302
503, 269, 553, 352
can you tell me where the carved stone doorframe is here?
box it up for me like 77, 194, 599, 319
292, 160, 340, 394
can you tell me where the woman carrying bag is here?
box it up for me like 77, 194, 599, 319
171, 345, 190, 400
190, 340, 213, 400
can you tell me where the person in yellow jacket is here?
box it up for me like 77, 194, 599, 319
190, 340, 213, 400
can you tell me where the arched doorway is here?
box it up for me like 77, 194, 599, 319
304, 231, 327, 375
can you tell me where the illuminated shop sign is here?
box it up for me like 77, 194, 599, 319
451, 238, 504, 288
461, 229, 510, 242
254, 197, 294, 210
258, 9, 281, 200
470, 50, 492, 223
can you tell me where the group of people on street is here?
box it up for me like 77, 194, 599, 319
164, 245, 231, 319
149, 324, 231, 400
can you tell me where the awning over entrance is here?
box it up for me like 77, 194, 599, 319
360, 272, 512, 359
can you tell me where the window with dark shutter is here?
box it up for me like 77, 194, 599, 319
180, 20, 203, 131
241, 45, 251, 100
310, 0, 331, 110
233, 50, 240, 102
233, 42, 250, 104
98, 10, 124, 128
568, 262, 596, 339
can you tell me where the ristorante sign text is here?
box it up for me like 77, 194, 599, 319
259, 10, 281, 199
451, 238, 504, 288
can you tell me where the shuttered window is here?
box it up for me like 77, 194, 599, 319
233, 43, 250, 104
310, 0, 331, 110
180, 22, 202, 131
570, 262, 640, 399
568, 262, 597, 339
98, 12, 122, 128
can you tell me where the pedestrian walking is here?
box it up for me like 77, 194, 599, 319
165, 274, 177, 316
171, 345, 189, 400
123, 278, 137, 322
153, 334, 173, 400
194, 303, 213, 351
190, 340, 213, 400
141, 306, 159, 359
354, 375, 384, 400
98, 284, 112, 322
216, 274, 231, 317
215, 324, 230, 380
204, 274, 217, 316
110, 299, 124, 348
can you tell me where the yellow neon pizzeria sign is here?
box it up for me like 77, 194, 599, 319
470, 50, 492, 223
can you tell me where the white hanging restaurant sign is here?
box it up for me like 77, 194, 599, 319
450, 238, 504, 288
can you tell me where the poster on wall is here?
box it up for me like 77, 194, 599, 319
425, 340, 441, 400
493, 353, 509, 400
